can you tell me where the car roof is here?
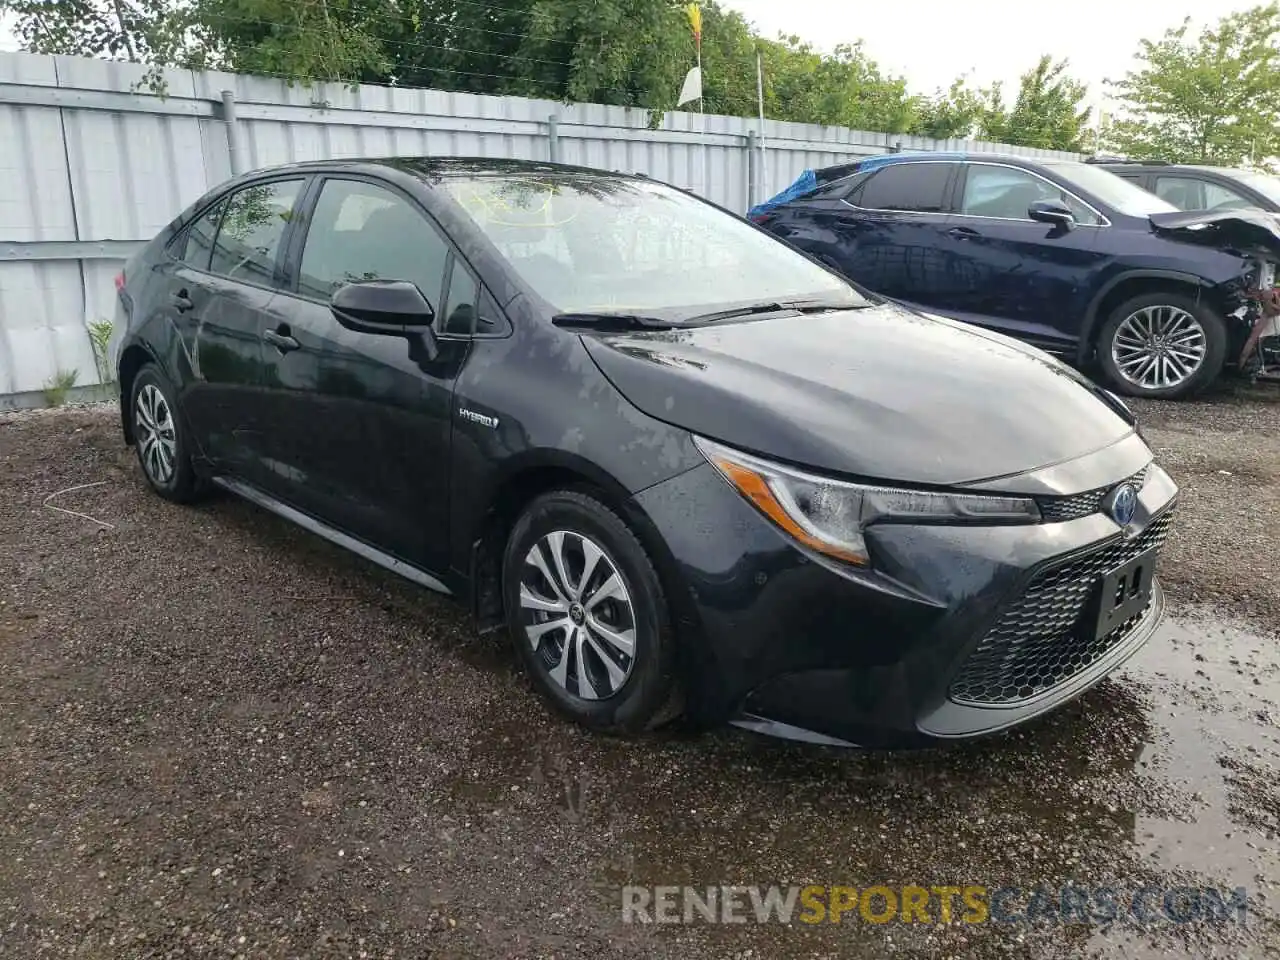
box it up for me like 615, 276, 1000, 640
853, 151, 1032, 170
234, 155, 644, 185
1089, 159, 1245, 176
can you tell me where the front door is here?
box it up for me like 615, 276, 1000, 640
257, 175, 470, 572
166, 178, 306, 480
939, 163, 1107, 353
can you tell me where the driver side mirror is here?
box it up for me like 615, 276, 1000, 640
1028, 199, 1075, 229
330, 279, 439, 360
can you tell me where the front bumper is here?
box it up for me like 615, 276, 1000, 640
633, 454, 1178, 748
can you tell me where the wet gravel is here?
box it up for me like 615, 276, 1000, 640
2, 386, 1279, 959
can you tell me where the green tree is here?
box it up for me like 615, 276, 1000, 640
755, 35, 915, 131
910, 75, 1001, 140
0, 0, 189, 64
510, 0, 689, 108
999, 55, 1090, 151
1107, 3, 1280, 164
194, 0, 391, 82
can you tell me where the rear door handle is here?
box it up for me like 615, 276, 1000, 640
948, 226, 981, 239
263, 326, 300, 353
171, 291, 194, 312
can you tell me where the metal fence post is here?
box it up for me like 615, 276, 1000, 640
547, 113, 560, 163
746, 130, 759, 211
221, 90, 244, 176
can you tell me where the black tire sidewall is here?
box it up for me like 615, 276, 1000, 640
1097, 292, 1227, 400
502, 490, 677, 734
130, 364, 198, 501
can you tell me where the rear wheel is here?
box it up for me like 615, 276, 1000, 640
1096, 292, 1227, 400
130, 363, 203, 502
502, 489, 682, 735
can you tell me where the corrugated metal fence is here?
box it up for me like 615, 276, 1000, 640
0, 50, 1081, 406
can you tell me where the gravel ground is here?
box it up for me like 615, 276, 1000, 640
1, 387, 1279, 960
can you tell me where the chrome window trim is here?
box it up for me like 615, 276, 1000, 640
954, 161, 1112, 227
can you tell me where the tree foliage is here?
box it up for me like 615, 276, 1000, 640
0, 0, 1088, 149
1108, 3, 1280, 165
998, 56, 1091, 151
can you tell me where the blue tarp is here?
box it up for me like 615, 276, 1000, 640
747, 168, 818, 220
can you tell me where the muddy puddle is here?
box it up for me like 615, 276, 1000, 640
438, 607, 1280, 958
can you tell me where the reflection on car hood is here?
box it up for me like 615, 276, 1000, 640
1149, 209, 1280, 260
580, 303, 1134, 486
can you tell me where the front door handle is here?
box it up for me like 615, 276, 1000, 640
263, 326, 300, 353
948, 226, 981, 240
172, 291, 194, 312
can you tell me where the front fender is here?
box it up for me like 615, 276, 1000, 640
1077, 268, 1233, 364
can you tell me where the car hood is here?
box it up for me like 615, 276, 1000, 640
1149, 209, 1280, 260
580, 303, 1135, 486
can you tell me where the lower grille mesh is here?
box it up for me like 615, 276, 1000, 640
948, 510, 1174, 706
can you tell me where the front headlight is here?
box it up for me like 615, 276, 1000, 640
694, 436, 1041, 567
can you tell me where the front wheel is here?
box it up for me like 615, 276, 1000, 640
502, 489, 682, 735
1096, 292, 1227, 400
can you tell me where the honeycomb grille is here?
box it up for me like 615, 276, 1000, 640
1036, 466, 1151, 524
948, 509, 1174, 706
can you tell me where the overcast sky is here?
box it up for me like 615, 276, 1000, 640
724, 0, 1259, 109
0, 0, 1264, 109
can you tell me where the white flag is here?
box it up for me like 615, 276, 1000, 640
677, 66, 702, 106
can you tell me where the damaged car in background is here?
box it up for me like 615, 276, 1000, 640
750, 152, 1280, 397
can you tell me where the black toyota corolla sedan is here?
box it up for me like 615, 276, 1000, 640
108, 157, 1178, 748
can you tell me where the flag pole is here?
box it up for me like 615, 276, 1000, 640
687, 3, 706, 197
696, 34, 703, 116
756, 48, 767, 204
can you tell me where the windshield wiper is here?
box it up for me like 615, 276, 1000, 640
552, 312, 682, 331
685, 298, 867, 324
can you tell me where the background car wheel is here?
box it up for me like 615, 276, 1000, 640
130, 363, 203, 503
502, 489, 682, 735
1097, 292, 1227, 400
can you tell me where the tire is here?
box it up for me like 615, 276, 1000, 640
129, 363, 203, 503
1096, 291, 1227, 400
502, 489, 682, 735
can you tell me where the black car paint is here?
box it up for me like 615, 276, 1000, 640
114, 157, 1176, 747
580, 306, 1134, 485
756, 155, 1257, 365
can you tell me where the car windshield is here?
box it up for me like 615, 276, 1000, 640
438, 174, 865, 317
1227, 169, 1280, 206
1043, 161, 1180, 216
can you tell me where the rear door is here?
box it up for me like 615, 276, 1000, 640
816, 160, 960, 310
256, 174, 470, 571
936, 162, 1107, 353
165, 177, 307, 478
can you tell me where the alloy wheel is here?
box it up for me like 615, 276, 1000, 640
519, 530, 637, 701
135, 383, 178, 485
1111, 305, 1207, 391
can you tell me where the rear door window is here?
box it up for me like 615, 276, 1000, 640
849, 163, 951, 213
208, 179, 305, 287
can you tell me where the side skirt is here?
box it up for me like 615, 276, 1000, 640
210, 475, 453, 597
